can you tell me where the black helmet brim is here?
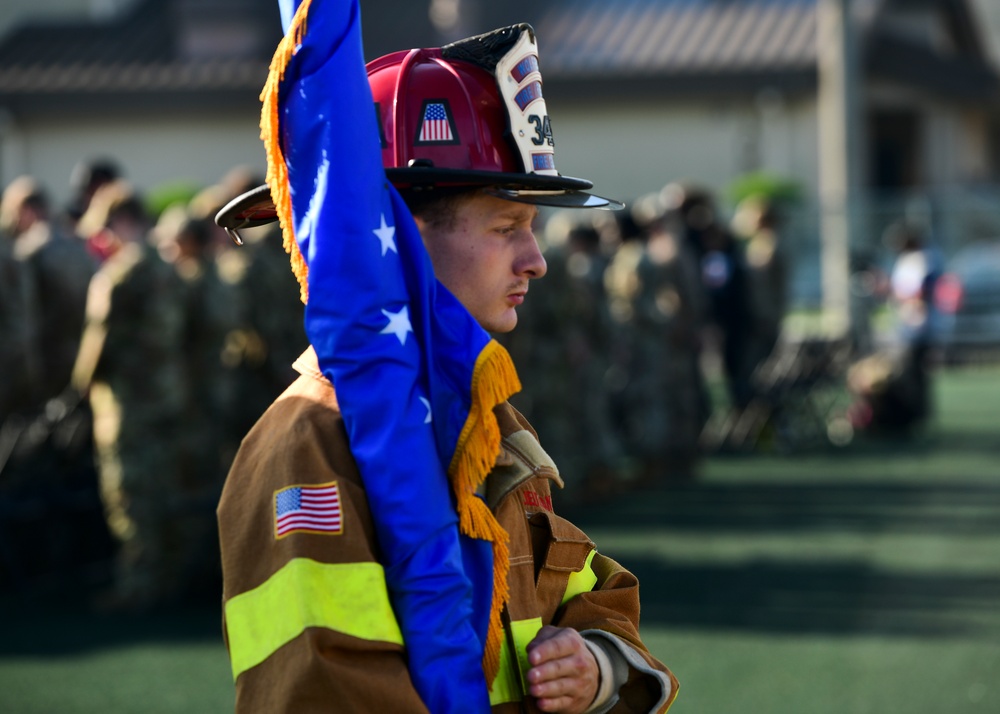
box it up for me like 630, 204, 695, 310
385, 167, 624, 210
214, 184, 278, 237
216, 172, 623, 237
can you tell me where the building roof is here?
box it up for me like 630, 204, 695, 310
534, 0, 820, 99
0, 0, 280, 114
0, 0, 995, 114
540, 0, 819, 77
532, 0, 997, 101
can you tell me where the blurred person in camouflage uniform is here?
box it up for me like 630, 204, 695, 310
190, 169, 308, 452
66, 158, 122, 257
71, 180, 187, 610
0, 216, 39, 427
601, 206, 649, 484
1, 177, 106, 590
502, 211, 624, 502
153, 204, 242, 600
0, 231, 39, 505
604, 192, 709, 487
1, 176, 96, 408
654, 193, 712, 475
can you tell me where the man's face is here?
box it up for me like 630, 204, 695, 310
416, 192, 546, 333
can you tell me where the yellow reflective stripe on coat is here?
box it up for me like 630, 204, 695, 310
489, 617, 543, 705
561, 549, 598, 606
489, 552, 599, 704
489, 634, 521, 705
225, 557, 402, 680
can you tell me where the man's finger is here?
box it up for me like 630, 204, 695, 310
535, 693, 576, 713
526, 625, 573, 667
528, 653, 571, 686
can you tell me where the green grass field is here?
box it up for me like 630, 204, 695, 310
2, 365, 999, 713
580, 365, 1000, 713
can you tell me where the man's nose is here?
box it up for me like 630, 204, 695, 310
517, 231, 547, 279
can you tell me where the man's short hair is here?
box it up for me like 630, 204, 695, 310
398, 186, 481, 232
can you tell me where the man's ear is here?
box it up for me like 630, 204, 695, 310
412, 213, 428, 235
412, 214, 435, 252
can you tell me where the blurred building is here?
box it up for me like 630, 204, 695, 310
0, 0, 998, 300
969, 0, 1000, 61
0, 0, 281, 210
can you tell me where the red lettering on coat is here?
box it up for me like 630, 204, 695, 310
521, 490, 552, 511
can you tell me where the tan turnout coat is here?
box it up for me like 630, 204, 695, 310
218, 348, 678, 713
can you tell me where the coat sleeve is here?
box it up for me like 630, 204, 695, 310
217, 379, 430, 714
499, 403, 678, 713
544, 515, 679, 713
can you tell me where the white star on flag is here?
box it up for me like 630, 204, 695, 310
380, 306, 412, 345
419, 397, 432, 424
373, 214, 397, 256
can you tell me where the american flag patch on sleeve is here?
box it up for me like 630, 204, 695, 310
274, 482, 343, 538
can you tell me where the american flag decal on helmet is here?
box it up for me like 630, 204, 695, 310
415, 99, 459, 145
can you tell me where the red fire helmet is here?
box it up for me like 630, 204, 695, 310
216, 24, 621, 239
371, 24, 620, 210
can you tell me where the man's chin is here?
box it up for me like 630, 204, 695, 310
483, 310, 518, 335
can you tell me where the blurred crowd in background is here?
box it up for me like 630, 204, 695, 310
501, 184, 788, 498
0, 160, 307, 611
0, 159, 941, 611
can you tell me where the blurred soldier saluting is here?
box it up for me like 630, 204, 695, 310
72, 180, 187, 611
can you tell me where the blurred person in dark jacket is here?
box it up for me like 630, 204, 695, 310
664, 183, 753, 412
730, 194, 789, 382
1, 176, 96, 408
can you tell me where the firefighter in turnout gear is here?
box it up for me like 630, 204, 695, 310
216, 3, 678, 712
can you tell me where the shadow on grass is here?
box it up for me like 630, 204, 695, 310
563, 481, 1000, 534
626, 555, 1000, 638
0, 599, 223, 658
838, 428, 1000, 459
704, 421, 1000, 464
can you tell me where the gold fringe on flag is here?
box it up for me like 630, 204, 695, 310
257, 0, 520, 689
449, 339, 521, 685
259, 0, 313, 304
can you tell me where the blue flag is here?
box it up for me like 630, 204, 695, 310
263, 1, 520, 710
